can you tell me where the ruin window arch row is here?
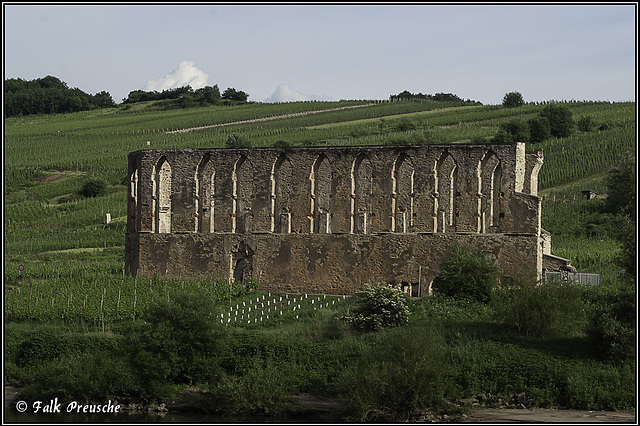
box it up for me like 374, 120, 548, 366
151, 155, 172, 234
195, 153, 216, 233
433, 149, 458, 233
391, 152, 416, 233
271, 153, 294, 233
309, 153, 333, 234
128, 156, 141, 234
350, 153, 373, 234
478, 149, 502, 233
232, 154, 254, 234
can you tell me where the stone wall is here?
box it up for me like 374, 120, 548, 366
125, 143, 568, 296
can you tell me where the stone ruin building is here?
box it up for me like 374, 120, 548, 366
125, 142, 573, 296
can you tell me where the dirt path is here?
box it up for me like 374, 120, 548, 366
6, 385, 635, 423
462, 407, 636, 423
165, 103, 376, 134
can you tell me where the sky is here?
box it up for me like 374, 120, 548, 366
3, 3, 637, 105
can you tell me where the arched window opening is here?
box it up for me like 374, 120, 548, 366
310, 154, 332, 233
351, 154, 372, 234
434, 151, 457, 233
271, 154, 294, 233
392, 153, 415, 233
196, 155, 215, 233
154, 157, 172, 233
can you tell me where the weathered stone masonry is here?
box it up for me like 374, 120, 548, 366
125, 143, 572, 296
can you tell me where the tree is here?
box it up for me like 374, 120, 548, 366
605, 154, 636, 277
225, 133, 251, 148
79, 177, 107, 198
606, 155, 635, 216
577, 115, 596, 132
502, 91, 524, 108
528, 116, 551, 143
122, 288, 228, 396
195, 85, 220, 104
341, 284, 410, 332
496, 118, 529, 143
92, 91, 116, 108
4, 76, 111, 116
539, 103, 574, 138
432, 243, 499, 303
222, 87, 249, 102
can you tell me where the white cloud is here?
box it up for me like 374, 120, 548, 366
144, 60, 209, 92
265, 83, 332, 103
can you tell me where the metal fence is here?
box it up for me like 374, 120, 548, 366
544, 271, 600, 286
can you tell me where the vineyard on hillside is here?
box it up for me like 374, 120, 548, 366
4, 99, 635, 322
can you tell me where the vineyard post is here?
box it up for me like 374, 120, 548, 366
100, 287, 105, 316
101, 288, 106, 332
133, 280, 137, 321
27, 285, 32, 315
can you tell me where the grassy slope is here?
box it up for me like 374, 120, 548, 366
4, 100, 635, 277
3, 100, 635, 414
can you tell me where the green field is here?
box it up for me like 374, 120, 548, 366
3, 98, 635, 419
5, 99, 634, 281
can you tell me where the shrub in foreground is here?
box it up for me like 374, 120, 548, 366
79, 176, 107, 197
334, 324, 446, 421
584, 286, 636, 361
206, 358, 295, 416
341, 284, 410, 332
492, 271, 585, 338
432, 243, 499, 303
18, 351, 138, 404
121, 289, 229, 400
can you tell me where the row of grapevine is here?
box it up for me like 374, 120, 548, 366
538, 127, 634, 189
220, 293, 348, 325
4, 275, 253, 322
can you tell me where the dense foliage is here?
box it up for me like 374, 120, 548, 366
432, 243, 500, 303
4, 76, 115, 117
493, 271, 585, 338
78, 176, 108, 198
334, 323, 447, 421
494, 102, 578, 143
389, 89, 481, 104
539, 103, 576, 138
604, 154, 636, 277
501, 91, 525, 108
2, 90, 636, 421
341, 284, 410, 332
121, 84, 250, 108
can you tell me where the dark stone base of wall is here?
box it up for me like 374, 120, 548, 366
126, 232, 540, 296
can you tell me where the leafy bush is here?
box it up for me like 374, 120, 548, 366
492, 272, 585, 338
499, 118, 530, 142
577, 115, 596, 132
539, 103, 575, 138
334, 324, 446, 421
395, 117, 417, 132
206, 358, 295, 416
432, 243, 499, 303
564, 361, 636, 410
18, 351, 139, 404
584, 286, 635, 361
470, 134, 488, 144
16, 330, 122, 368
225, 133, 251, 148
121, 288, 229, 398
528, 116, 551, 143
341, 284, 410, 332
502, 91, 525, 108
78, 176, 107, 197
598, 119, 615, 131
